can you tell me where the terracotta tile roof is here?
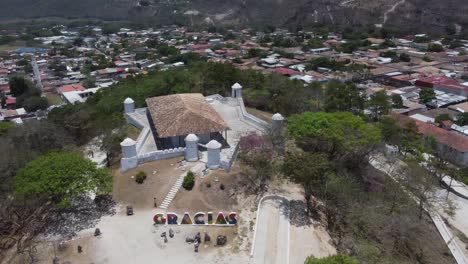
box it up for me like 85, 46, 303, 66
146, 93, 229, 138
392, 113, 468, 152
59, 84, 85, 93
275, 67, 300, 76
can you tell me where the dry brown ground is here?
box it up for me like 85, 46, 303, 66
246, 107, 274, 123
112, 157, 185, 210
170, 167, 242, 213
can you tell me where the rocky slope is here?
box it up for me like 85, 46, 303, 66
0, 0, 466, 36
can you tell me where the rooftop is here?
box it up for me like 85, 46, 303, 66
146, 93, 229, 138
392, 113, 468, 153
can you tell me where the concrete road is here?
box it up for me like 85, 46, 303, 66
252, 196, 290, 264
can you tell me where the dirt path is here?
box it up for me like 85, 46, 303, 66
383, 0, 406, 24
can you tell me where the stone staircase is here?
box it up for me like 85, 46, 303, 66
159, 163, 205, 210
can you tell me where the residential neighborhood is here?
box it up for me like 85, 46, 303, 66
1, 22, 468, 264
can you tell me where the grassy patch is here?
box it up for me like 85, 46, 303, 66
45, 93, 63, 105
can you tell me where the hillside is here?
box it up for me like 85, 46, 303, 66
0, 0, 466, 36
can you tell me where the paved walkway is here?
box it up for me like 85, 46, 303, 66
159, 163, 205, 210
251, 195, 290, 264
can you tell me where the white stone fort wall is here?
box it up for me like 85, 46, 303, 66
137, 147, 186, 164
237, 98, 271, 131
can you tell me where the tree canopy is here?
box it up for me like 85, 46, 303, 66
9, 75, 33, 97
324, 80, 365, 113
419, 88, 436, 104
287, 112, 381, 157
305, 254, 359, 264
15, 152, 112, 207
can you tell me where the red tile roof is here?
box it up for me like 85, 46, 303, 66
392, 113, 468, 152
415, 76, 459, 88
275, 67, 300, 76
5, 98, 16, 105
59, 84, 85, 93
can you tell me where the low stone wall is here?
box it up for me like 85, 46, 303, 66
137, 147, 186, 164
220, 142, 240, 172
135, 127, 151, 154
125, 113, 145, 130
238, 98, 271, 131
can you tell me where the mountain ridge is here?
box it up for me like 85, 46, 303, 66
0, 0, 466, 36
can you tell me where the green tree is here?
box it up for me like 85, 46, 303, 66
182, 171, 195, 190
9, 75, 33, 97
15, 152, 112, 207
22, 96, 49, 112
284, 151, 330, 215
305, 254, 358, 264
455, 112, 468, 126
422, 56, 433, 62
378, 116, 402, 146
427, 43, 444, 52
367, 90, 391, 120
419, 88, 436, 104
403, 161, 438, 219
434, 113, 452, 124
446, 24, 457, 35
324, 80, 365, 113
288, 112, 381, 161
81, 76, 96, 88
391, 94, 404, 108
399, 53, 411, 62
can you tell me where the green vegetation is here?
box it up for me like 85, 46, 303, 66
9, 75, 33, 97
435, 113, 452, 124
22, 96, 49, 112
282, 111, 452, 263
419, 88, 436, 103
49, 60, 326, 145
182, 171, 195, 190
306, 57, 368, 72
391, 94, 404, 108
305, 254, 358, 264
456, 112, 468, 126
135, 171, 147, 184
8, 75, 48, 110
15, 152, 112, 207
422, 55, 433, 62
367, 90, 391, 120
323, 80, 365, 113
0, 121, 14, 136
287, 112, 381, 156
427, 43, 444, 52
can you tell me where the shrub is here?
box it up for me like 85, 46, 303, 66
220, 183, 225, 190
182, 171, 195, 190
422, 56, 433, 62
135, 171, 147, 184
427, 43, 444, 52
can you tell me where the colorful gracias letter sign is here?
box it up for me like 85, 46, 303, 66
153, 212, 237, 226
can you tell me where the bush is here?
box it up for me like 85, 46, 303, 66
422, 56, 433, 62
305, 254, 358, 264
22, 96, 49, 112
182, 171, 195, 190
220, 183, 225, 190
135, 171, 147, 184
427, 43, 444, 52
